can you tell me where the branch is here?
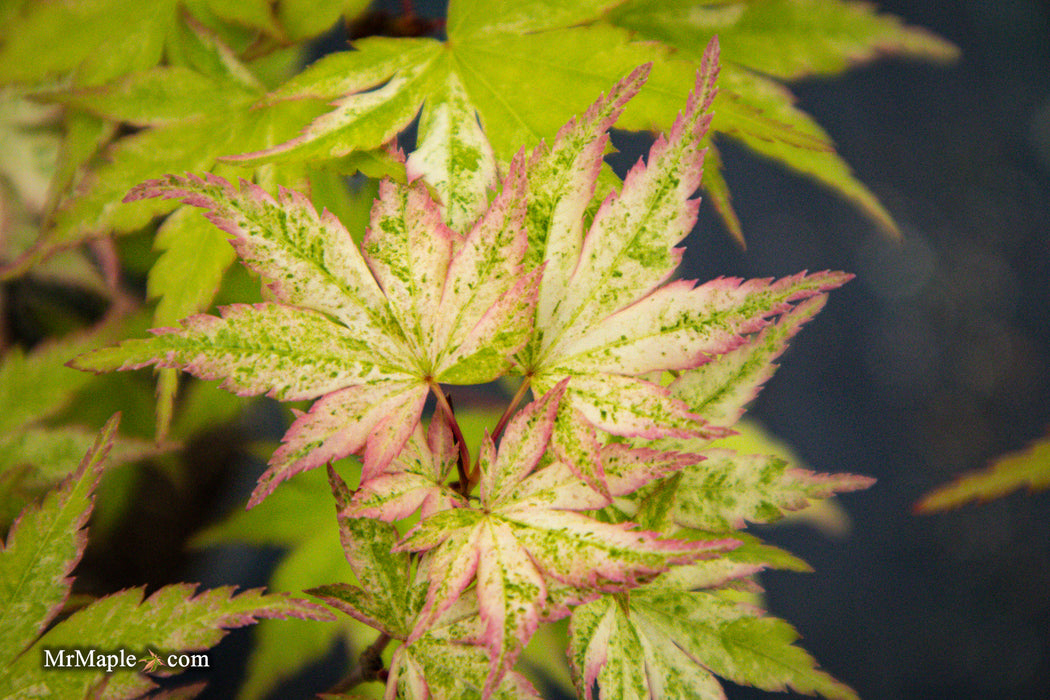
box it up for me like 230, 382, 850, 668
326, 632, 391, 694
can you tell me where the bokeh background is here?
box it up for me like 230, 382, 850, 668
676, 1, 1050, 698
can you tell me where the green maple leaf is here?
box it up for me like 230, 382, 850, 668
0, 0, 368, 89
568, 588, 858, 700
16, 20, 337, 435
73, 147, 541, 506
311, 465, 416, 639
0, 415, 332, 698
916, 435, 1050, 512
192, 465, 364, 700
611, 0, 958, 81
10, 51, 328, 276
393, 382, 735, 697
0, 322, 161, 527
227, 0, 954, 243
608, 0, 958, 240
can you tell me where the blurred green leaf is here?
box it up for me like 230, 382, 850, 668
917, 436, 1050, 512
193, 465, 362, 700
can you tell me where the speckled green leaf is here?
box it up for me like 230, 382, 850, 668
128, 173, 405, 356
261, 379, 429, 506
535, 60, 717, 361
310, 466, 415, 637
348, 414, 466, 522
517, 48, 719, 456
669, 449, 874, 532
518, 51, 852, 487
81, 163, 532, 503
520, 64, 649, 367
406, 64, 498, 233
388, 634, 543, 700
668, 294, 829, 428
570, 592, 726, 700
72, 302, 405, 402
362, 179, 458, 360
570, 588, 859, 700
429, 158, 537, 384
109, 164, 539, 503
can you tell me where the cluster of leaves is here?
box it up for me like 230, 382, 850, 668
1, 0, 957, 281
0, 1, 957, 698
76, 40, 875, 699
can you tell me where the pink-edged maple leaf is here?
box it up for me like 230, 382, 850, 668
72, 154, 540, 507
510, 38, 852, 497
345, 408, 467, 523
392, 380, 737, 698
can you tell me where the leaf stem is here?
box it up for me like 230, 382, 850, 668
326, 631, 391, 694
429, 382, 471, 493
491, 376, 532, 443
464, 376, 532, 488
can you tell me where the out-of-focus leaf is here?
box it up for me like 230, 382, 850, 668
147, 204, 238, 438
193, 466, 363, 700
276, 0, 373, 42
0, 414, 119, 662
606, 0, 958, 237
917, 436, 1050, 512
608, 0, 958, 80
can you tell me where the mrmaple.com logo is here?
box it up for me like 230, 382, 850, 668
42, 648, 208, 673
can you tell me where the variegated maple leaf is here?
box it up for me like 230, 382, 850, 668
569, 588, 859, 700
504, 39, 851, 497
347, 407, 468, 522
392, 380, 737, 697
73, 154, 541, 506
312, 466, 544, 700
